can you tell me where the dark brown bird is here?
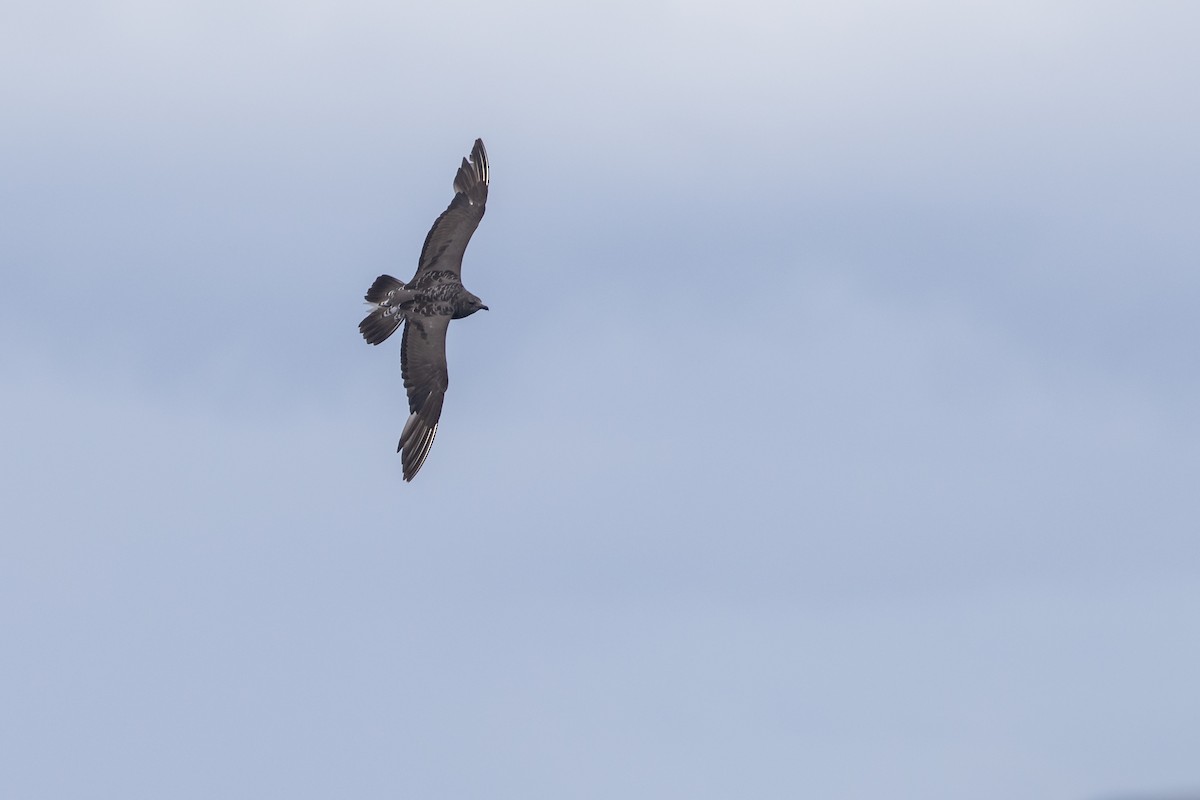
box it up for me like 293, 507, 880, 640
359, 139, 490, 481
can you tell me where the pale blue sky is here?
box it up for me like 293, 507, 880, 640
2, 2, 1198, 798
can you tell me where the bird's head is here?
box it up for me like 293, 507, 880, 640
456, 292, 489, 319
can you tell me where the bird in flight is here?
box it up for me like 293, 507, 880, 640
359, 138, 490, 481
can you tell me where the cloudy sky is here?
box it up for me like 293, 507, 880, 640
2, 1, 1198, 798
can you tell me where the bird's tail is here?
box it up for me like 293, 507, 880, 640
359, 274, 408, 345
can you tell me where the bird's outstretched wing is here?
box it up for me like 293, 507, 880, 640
415, 139, 489, 278
398, 313, 452, 481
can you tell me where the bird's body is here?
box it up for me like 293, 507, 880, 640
359, 139, 490, 481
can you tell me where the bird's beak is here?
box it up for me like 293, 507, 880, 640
481, 305, 489, 311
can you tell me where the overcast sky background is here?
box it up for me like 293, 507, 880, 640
2, 1, 1198, 798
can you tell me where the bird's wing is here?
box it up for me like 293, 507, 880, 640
415, 138, 489, 278
398, 313, 452, 481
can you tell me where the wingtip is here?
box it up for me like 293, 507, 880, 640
397, 411, 440, 481
452, 138, 489, 199
470, 138, 489, 187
